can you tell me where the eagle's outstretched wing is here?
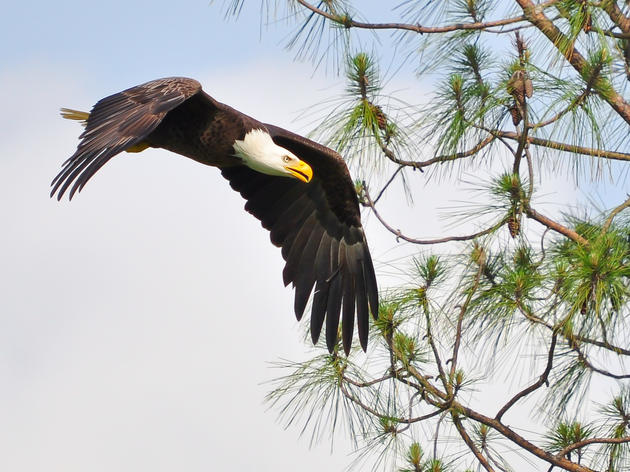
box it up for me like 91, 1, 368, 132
51, 77, 202, 200
222, 125, 378, 352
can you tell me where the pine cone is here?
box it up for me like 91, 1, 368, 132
507, 70, 533, 103
372, 104, 387, 131
509, 104, 522, 126
508, 214, 520, 238
507, 70, 524, 101
524, 76, 533, 98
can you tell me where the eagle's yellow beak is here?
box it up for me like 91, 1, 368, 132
285, 159, 313, 183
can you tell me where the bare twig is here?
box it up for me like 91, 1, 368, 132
525, 147, 535, 200
433, 411, 447, 459
495, 332, 558, 421
378, 134, 495, 169
373, 165, 404, 204
342, 372, 394, 388
425, 305, 450, 393
569, 340, 630, 379
397, 391, 422, 434
539, 227, 551, 262
601, 195, 630, 234
339, 378, 445, 425
363, 186, 507, 245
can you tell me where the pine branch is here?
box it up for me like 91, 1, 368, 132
452, 414, 497, 472
457, 404, 598, 472
294, 0, 547, 34
524, 205, 589, 245
568, 340, 630, 380
556, 436, 630, 459
496, 131, 630, 161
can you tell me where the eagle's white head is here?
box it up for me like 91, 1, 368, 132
233, 129, 313, 183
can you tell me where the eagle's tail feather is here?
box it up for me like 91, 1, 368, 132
59, 107, 148, 153
60, 108, 89, 126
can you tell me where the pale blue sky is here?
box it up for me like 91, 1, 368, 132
3, 1, 274, 75
1, 3, 367, 471
0, 2, 623, 471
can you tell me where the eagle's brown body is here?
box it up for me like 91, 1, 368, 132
148, 91, 258, 168
52, 77, 378, 354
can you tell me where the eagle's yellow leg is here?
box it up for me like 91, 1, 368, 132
125, 142, 150, 153
60, 107, 150, 153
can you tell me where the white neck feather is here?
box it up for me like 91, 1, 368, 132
233, 129, 289, 176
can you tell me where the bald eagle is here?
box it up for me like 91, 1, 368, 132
52, 77, 378, 354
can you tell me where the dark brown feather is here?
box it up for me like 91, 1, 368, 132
310, 278, 330, 345
282, 212, 319, 286
51, 77, 204, 200
341, 253, 356, 355
325, 271, 343, 351
293, 233, 326, 320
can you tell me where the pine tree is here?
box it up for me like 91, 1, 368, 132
221, 2, 630, 470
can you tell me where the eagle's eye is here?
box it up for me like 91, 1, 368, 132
282, 155, 292, 163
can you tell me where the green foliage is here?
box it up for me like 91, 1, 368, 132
393, 332, 421, 365
451, 0, 491, 23
545, 420, 594, 462
454, 43, 492, 101
399, 444, 450, 472
434, 74, 470, 154
552, 221, 630, 335
371, 296, 413, 346
546, 420, 593, 448
402, 441, 423, 471
413, 255, 448, 290
312, 51, 411, 175
599, 388, 630, 470
266, 352, 373, 446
